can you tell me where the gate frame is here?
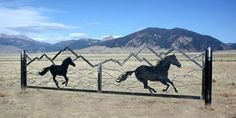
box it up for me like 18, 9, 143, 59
203, 47, 213, 105
21, 50, 27, 89
20, 47, 213, 105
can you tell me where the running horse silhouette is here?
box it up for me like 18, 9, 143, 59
116, 54, 181, 93
38, 57, 75, 88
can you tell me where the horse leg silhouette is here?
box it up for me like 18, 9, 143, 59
143, 80, 156, 93
52, 75, 60, 88
161, 81, 170, 92
62, 75, 69, 86
161, 78, 178, 93
167, 79, 178, 93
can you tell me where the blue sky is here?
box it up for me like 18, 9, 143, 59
0, 0, 235, 44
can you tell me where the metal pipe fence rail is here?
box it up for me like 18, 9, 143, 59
20, 46, 213, 105
1, 58, 234, 62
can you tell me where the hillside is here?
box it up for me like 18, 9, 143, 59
0, 34, 52, 52
97, 27, 227, 51
53, 38, 101, 50
0, 34, 100, 52
0, 45, 21, 53
227, 43, 236, 49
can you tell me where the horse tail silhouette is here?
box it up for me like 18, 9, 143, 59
116, 71, 135, 83
38, 67, 50, 76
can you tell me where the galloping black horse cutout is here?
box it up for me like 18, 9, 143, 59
38, 57, 75, 88
116, 54, 181, 93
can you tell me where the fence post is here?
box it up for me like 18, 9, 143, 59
97, 64, 102, 92
21, 50, 27, 89
201, 52, 205, 100
204, 47, 212, 105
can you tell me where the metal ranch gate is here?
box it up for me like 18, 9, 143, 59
21, 46, 212, 105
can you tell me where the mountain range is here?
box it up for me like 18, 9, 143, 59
227, 43, 236, 49
0, 34, 52, 53
0, 27, 232, 53
97, 27, 227, 51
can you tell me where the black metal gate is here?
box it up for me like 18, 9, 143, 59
21, 46, 212, 105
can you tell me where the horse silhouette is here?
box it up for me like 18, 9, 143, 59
38, 57, 75, 88
116, 54, 181, 93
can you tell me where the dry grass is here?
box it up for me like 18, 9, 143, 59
0, 51, 236, 118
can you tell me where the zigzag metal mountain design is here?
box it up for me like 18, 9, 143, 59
25, 46, 204, 68
26, 53, 54, 66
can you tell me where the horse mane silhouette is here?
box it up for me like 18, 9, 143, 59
116, 54, 181, 93
38, 57, 75, 88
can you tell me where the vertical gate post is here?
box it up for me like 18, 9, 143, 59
204, 47, 212, 105
97, 64, 102, 92
21, 50, 27, 89
201, 52, 205, 100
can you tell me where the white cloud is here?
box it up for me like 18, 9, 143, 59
28, 33, 68, 44
100, 35, 122, 39
113, 35, 122, 38
28, 33, 89, 44
0, 7, 78, 34
69, 33, 88, 38
8, 22, 76, 33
